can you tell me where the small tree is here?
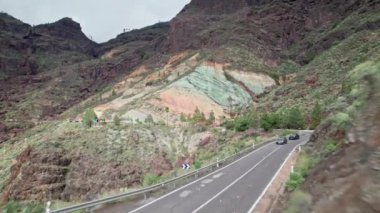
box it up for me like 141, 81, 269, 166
311, 101, 322, 129
113, 115, 121, 126
227, 96, 234, 115
165, 107, 169, 126
207, 111, 216, 125
82, 108, 97, 127
145, 114, 154, 125
180, 113, 187, 122
260, 112, 281, 131
282, 107, 305, 129
192, 107, 206, 123
233, 110, 258, 132
261, 113, 271, 131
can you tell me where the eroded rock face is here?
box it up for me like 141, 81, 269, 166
4, 148, 70, 201
147, 152, 173, 176
3, 148, 143, 202
63, 152, 143, 201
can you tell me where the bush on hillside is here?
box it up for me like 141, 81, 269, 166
331, 112, 352, 129
142, 173, 161, 187
285, 152, 314, 192
282, 107, 305, 130
285, 172, 304, 192
193, 161, 203, 169
260, 112, 281, 131
207, 111, 216, 125
192, 107, 206, 123
180, 113, 187, 122
113, 115, 121, 126
225, 110, 258, 132
285, 190, 312, 213
145, 114, 154, 125
323, 139, 339, 154
82, 108, 97, 127
2, 201, 44, 213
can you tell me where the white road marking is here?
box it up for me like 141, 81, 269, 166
129, 141, 274, 213
201, 184, 206, 187
247, 144, 301, 213
212, 172, 224, 179
179, 190, 192, 198
192, 147, 281, 213
201, 179, 213, 184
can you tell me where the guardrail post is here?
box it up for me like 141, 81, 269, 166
291, 162, 294, 174
195, 170, 199, 178
298, 145, 301, 152
45, 201, 51, 213
217, 157, 219, 168
144, 192, 147, 200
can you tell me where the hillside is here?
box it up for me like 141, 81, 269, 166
0, 0, 379, 211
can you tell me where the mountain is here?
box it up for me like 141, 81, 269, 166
164, 0, 379, 64
0, 0, 379, 210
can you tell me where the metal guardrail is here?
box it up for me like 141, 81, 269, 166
51, 137, 278, 213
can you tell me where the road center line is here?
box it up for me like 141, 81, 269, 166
129, 141, 274, 213
191, 147, 281, 213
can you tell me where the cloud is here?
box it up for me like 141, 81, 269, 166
0, 0, 190, 42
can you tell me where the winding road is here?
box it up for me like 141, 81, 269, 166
98, 132, 311, 213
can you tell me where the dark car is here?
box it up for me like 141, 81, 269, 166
289, 133, 300, 140
276, 137, 288, 145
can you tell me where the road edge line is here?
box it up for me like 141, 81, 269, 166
247, 145, 299, 213
192, 147, 281, 213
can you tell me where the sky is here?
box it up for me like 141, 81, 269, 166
0, 0, 190, 43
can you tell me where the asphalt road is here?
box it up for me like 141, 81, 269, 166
98, 133, 311, 213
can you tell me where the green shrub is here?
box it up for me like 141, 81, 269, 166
285, 172, 304, 192
282, 107, 305, 130
180, 113, 187, 122
2, 201, 45, 213
324, 140, 338, 154
285, 190, 312, 213
196, 148, 215, 162
225, 120, 235, 130
233, 141, 246, 152
234, 117, 251, 132
191, 107, 206, 123
207, 111, 216, 125
82, 108, 97, 127
142, 173, 161, 186
332, 112, 352, 129
285, 152, 314, 192
260, 112, 281, 131
297, 153, 314, 177
145, 114, 154, 124
233, 110, 258, 132
113, 115, 121, 127
193, 161, 203, 169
